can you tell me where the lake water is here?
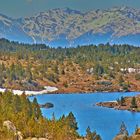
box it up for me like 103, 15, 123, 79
29, 92, 140, 140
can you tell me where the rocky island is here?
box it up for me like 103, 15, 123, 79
97, 95, 140, 112
39, 103, 54, 109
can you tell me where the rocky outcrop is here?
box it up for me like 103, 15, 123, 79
129, 135, 140, 140
128, 128, 140, 140
16, 131, 23, 140
97, 101, 118, 108
113, 128, 140, 140
113, 134, 128, 140
3, 120, 23, 140
3, 120, 16, 132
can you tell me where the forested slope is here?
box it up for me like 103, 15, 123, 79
0, 38, 139, 92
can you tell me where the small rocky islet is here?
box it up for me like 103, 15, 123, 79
39, 103, 54, 109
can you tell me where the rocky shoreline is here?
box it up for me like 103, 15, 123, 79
96, 96, 140, 112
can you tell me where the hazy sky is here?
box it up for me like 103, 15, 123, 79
0, 0, 140, 18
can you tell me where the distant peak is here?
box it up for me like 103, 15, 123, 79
0, 13, 13, 20
45, 7, 83, 15
110, 6, 137, 12
62, 7, 82, 14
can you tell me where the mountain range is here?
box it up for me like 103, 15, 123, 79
1, 6, 140, 47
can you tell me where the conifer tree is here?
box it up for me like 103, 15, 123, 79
131, 96, 137, 108
32, 98, 42, 120
119, 122, 128, 136
120, 96, 125, 106
67, 112, 78, 130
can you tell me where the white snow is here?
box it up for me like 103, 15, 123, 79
0, 86, 58, 96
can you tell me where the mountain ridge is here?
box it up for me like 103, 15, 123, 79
1, 6, 140, 47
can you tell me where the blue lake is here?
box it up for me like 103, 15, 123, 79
29, 92, 140, 140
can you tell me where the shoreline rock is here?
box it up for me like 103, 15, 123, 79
96, 96, 140, 113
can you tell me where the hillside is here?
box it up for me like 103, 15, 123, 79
0, 39, 139, 93
1, 7, 140, 46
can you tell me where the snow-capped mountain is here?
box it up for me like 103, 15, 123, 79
1, 7, 140, 47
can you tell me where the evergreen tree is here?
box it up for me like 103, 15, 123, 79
32, 98, 42, 120
119, 122, 128, 136
12, 95, 21, 113
52, 112, 56, 122
66, 112, 78, 130
131, 96, 137, 108
119, 75, 124, 86
86, 126, 102, 140
95, 64, 104, 76
135, 124, 139, 134
26, 64, 33, 83
86, 127, 93, 140
120, 96, 125, 106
